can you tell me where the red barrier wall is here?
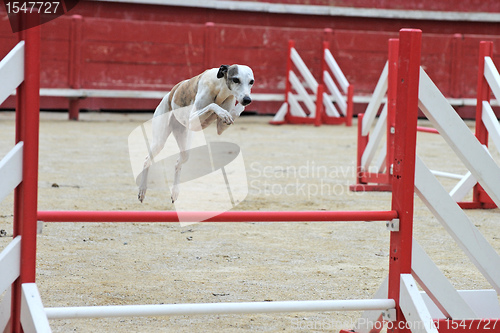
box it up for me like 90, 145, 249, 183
0, 1, 499, 116
239, 0, 500, 12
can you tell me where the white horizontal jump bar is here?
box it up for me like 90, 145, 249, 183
45, 299, 395, 319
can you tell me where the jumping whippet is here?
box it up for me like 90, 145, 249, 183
138, 64, 254, 203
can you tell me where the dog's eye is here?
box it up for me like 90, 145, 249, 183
232, 78, 240, 84
249, 80, 254, 85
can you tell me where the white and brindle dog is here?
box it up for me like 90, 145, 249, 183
138, 64, 254, 203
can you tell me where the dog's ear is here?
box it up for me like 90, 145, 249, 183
217, 65, 229, 79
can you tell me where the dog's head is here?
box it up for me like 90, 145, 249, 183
217, 64, 254, 106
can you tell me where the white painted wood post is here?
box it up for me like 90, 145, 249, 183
21, 284, 52, 333
399, 274, 439, 333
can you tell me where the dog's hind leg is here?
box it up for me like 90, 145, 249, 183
138, 95, 172, 202
138, 129, 171, 202
170, 117, 191, 203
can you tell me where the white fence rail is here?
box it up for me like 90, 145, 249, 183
362, 61, 388, 136
0, 41, 24, 106
0, 237, 22, 332
484, 57, 500, 102
0, 142, 24, 203
290, 47, 318, 92
0, 236, 21, 296
323, 48, 349, 117
324, 48, 349, 93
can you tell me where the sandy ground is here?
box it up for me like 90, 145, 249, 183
0, 111, 499, 332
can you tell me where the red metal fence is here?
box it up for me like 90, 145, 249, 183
0, 3, 499, 116
234, 0, 500, 12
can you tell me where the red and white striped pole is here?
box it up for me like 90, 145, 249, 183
284, 40, 294, 124
11, 12, 41, 333
470, 41, 496, 209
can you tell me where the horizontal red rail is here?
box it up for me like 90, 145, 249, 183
417, 126, 439, 134
37, 210, 398, 223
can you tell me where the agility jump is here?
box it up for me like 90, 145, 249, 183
452, 41, 500, 209
352, 37, 500, 332
0, 13, 41, 332
2, 26, 500, 332
351, 38, 500, 210
270, 39, 353, 126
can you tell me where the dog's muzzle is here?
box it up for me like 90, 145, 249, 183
242, 96, 252, 106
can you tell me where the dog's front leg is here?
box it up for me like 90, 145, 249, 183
217, 103, 245, 135
189, 104, 234, 131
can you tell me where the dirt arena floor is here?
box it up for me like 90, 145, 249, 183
1, 111, 499, 332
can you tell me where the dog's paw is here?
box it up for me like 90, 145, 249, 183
171, 186, 179, 203
138, 188, 146, 203
216, 110, 234, 125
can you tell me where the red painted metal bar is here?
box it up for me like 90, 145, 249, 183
284, 40, 294, 124
11, 12, 41, 333
314, 84, 323, 127
416, 126, 439, 134
360, 172, 391, 185
37, 210, 398, 223
350, 112, 367, 190
68, 15, 83, 121
319, 40, 330, 126
475, 41, 493, 146
388, 29, 421, 333
386, 38, 398, 190
350, 38, 398, 193
321, 40, 329, 84
467, 41, 497, 209
346, 84, 354, 127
